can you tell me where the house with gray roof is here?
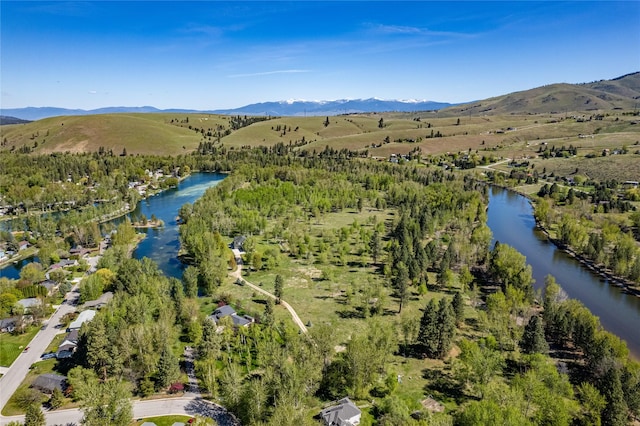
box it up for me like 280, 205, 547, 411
56, 329, 80, 359
17, 298, 41, 311
320, 398, 361, 426
31, 373, 67, 394
209, 305, 253, 328
68, 309, 96, 331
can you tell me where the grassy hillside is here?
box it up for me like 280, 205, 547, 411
0, 113, 230, 156
440, 72, 640, 116
1, 109, 639, 183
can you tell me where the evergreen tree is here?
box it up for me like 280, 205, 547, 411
452, 291, 465, 325
262, 298, 275, 326
274, 274, 284, 304
599, 366, 628, 426
156, 345, 180, 389
519, 315, 549, 354
417, 299, 439, 357
49, 387, 64, 410
25, 403, 45, 426
436, 298, 456, 358
392, 262, 410, 313
369, 229, 382, 264
198, 319, 221, 360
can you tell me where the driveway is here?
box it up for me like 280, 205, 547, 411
231, 253, 307, 334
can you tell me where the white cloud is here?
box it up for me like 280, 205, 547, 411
88, 90, 97, 94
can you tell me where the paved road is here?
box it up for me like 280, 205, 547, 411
0, 396, 240, 426
231, 250, 307, 334
0, 281, 81, 412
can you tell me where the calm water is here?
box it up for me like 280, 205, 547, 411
1, 173, 225, 280
123, 172, 225, 278
487, 186, 640, 358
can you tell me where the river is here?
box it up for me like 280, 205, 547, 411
1, 173, 226, 280
487, 186, 640, 359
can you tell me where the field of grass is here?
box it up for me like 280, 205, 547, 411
2, 109, 638, 172
0, 326, 39, 367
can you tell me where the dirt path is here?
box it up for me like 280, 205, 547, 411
230, 250, 308, 334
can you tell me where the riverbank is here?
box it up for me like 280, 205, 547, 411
488, 181, 640, 298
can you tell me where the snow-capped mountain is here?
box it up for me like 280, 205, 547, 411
211, 98, 453, 116
1, 98, 453, 121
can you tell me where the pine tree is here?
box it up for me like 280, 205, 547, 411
392, 262, 410, 313
452, 291, 465, 325
25, 403, 45, 426
369, 229, 382, 264
417, 299, 439, 357
49, 387, 64, 410
599, 366, 628, 426
262, 298, 275, 326
519, 315, 549, 354
156, 345, 180, 389
274, 274, 284, 304
436, 298, 456, 358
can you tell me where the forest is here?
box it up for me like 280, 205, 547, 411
0, 148, 639, 426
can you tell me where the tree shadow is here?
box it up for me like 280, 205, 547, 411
184, 398, 240, 426
421, 368, 467, 405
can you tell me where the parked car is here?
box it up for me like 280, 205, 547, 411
41, 352, 56, 360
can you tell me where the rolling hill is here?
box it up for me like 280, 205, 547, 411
440, 72, 640, 116
1, 72, 638, 157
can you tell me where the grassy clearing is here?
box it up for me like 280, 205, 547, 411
206, 205, 476, 413
0, 326, 39, 367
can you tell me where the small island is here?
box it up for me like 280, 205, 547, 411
131, 213, 164, 229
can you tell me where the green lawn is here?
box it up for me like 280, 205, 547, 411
133, 415, 193, 426
0, 326, 39, 367
1, 359, 58, 416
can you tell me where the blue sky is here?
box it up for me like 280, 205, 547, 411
1, 1, 639, 110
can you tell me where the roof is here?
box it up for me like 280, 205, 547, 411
17, 298, 40, 309
0, 317, 17, 329
209, 305, 252, 327
231, 235, 247, 249
321, 398, 361, 426
31, 373, 66, 393
68, 309, 96, 330
82, 292, 113, 309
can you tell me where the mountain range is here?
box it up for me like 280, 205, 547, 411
0, 99, 453, 121
2, 72, 639, 121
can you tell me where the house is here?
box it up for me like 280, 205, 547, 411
56, 329, 80, 359
18, 241, 29, 251
231, 235, 247, 251
208, 305, 253, 328
320, 398, 361, 426
31, 373, 67, 394
68, 309, 96, 331
82, 292, 113, 310
17, 298, 41, 311
50, 259, 78, 270
0, 317, 17, 333
39, 280, 58, 296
